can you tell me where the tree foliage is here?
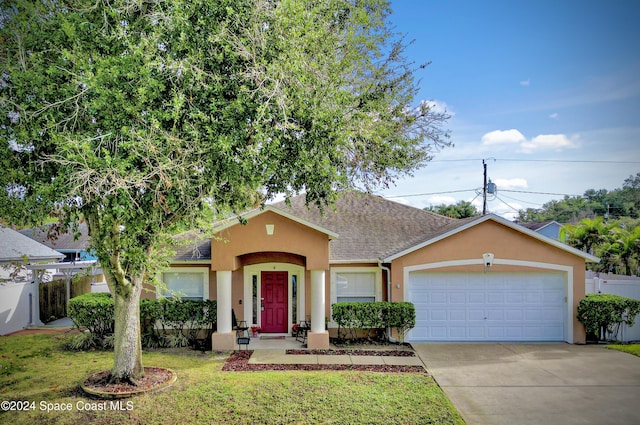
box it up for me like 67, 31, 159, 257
0, 0, 450, 383
425, 200, 479, 219
519, 173, 640, 223
562, 217, 640, 275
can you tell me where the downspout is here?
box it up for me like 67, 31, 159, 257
379, 262, 396, 343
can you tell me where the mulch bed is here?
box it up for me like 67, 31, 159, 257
286, 349, 415, 356
222, 351, 425, 373
82, 367, 175, 398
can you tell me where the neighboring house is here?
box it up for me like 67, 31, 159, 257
19, 222, 97, 262
0, 226, 65, 335
152, 191, 598, 350
519, 220, 564, 240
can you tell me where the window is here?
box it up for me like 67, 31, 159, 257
292, 275, 298, 323
160, 268, 209, 300
252, 274, 258, 324
335, 272, 376, 303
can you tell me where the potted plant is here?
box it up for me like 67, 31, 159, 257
251, 326, 261, 338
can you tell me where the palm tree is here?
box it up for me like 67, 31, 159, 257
561, 217, 612, 255
610, 226, 640, 276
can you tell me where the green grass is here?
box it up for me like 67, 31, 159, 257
0, 334, 463, 424
607, 343, 640, 357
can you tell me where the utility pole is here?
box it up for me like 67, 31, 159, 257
482, 159, 488, 215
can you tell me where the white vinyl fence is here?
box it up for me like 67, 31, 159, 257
0, 267, 107, 336
585, 271, 640, 342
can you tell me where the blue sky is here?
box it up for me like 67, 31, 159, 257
378, 0, 640, 219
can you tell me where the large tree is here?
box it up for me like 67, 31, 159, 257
0, 0, 450, 383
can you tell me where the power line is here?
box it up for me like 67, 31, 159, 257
384, 189, 476, 198
498, 192, 543, 207
495, 195, 520, 213
429, 158, 640, 164
500, 189, 580, 197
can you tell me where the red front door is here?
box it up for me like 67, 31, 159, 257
261, 271, 288, 333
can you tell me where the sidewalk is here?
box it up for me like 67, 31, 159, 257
248, 349, 425, 367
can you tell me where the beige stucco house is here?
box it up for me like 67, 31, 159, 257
156, 191, 598, 350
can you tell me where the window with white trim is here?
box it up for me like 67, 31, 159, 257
160, 268, 209, 300
335, 271, 376, 303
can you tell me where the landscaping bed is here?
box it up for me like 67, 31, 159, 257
222, 350, 424, 373
286, 348, 415, 356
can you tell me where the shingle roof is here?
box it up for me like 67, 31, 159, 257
519, 221, 559, 231
19, 223, 90, 251
0, 226, 65, 263
272, 191, 461, 262
171, 231, 212, 262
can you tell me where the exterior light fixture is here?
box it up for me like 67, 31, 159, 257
483, 253, 494, 272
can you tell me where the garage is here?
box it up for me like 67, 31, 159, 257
408, 272, 567, 342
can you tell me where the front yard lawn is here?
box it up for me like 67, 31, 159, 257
0, 334, 463, 424
607, 343, 640, 357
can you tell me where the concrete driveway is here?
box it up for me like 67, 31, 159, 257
413, 343, 640, 425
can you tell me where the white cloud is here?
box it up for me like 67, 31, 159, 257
549, 112, 559, 119
481, 129, 526, 146
481, 129, 578, 154
422, 99, 454, 116
520, 79, 530, 87
520, 134, 577, 153
492, 178, 528, 190
388, 196, 412, 206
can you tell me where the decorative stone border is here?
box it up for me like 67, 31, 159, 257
286, 349, 416, 356
81, 367, 177, 399
222, 351, 425, 373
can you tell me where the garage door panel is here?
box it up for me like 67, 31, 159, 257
468, 293, 485, 303
430, 309, 447, 320
408, 272, 566, 342
487, 292, 504, 304
449, 293, 466, 304
449, 310, 466, 321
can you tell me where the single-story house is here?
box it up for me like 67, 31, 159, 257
152, 191, 599, 350
518, 220, 563, 240
0, 225, 65, 335
19, 222, 97, 262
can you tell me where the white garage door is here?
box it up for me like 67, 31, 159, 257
408, 272, 566, 341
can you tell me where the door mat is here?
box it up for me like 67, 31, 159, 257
260, 335, 285, 340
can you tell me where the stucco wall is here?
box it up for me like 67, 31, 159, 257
390, 220, 588, 343
211, 211, 330, 271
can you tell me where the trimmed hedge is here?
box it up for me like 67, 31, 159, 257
66, 293, 216, 350
332, 302, 415, 342
577, 293, 640, 341
141, 298, 217, 348
67, 292, 114, 348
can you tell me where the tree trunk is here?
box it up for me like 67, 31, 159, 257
110, 276, 144, 384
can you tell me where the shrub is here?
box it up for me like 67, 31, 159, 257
577, 294, 640, 341
67, 293, 216, 350
66, 292, 114, 348
332, 302, 415, 342
142, 298, 217, 348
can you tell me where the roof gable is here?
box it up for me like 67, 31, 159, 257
0, 226, 65, 263
213, 205, 339, 239
383, 213, 599, 263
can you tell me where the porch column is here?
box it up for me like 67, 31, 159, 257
212, 270, 235, 350
308, 269, 329, 348
30, 270, 44, 326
